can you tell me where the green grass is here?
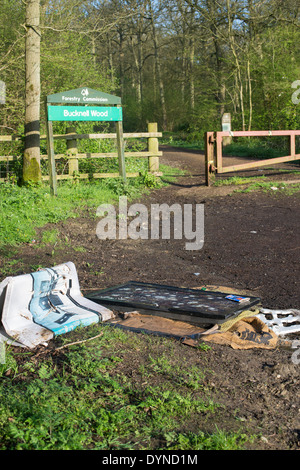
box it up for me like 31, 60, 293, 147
0, 164, 184, 249
41, 228, 60, 245
214, 175, 300, 194
0, 324, 254, 450
161, 132, 204, 150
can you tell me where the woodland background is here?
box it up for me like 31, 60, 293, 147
0, 0, 299, 138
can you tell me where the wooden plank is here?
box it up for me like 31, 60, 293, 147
218, 130, 300, 137
42, 172, 141, 181
1, 132, 162, 141
0, 135, 22, 142
218, 154, 300, 174
0, 156, 20, 161
2, 171, 163, 183
124, 132, 162, 138
39, 132, 162, 141
39, 151, 162, 160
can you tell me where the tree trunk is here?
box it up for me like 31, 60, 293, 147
247, 59, 252, 131
118, 29, 125, 100
130, 35, 142, 104
226, 0, 245, 130
189, 36, 195, 110
148, 1, 167, 131
23, 0, 41, 184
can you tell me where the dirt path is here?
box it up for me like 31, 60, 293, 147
3, 146, 300, 449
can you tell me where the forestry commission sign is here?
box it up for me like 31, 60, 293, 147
45, 87, 125, 196
46, 87, 122, 122
47, 87, 121, 105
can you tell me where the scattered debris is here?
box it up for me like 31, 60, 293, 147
257, 308, 300, 336
203, 316, 278, 350
108, 310, 218, 341
0, 264, 298, 353
0, 262, 114, 348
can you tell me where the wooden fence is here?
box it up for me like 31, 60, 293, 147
205, 129, 300, 186
0, 122, 162, 183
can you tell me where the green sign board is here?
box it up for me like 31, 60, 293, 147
45, 87, 126, 196
47, 87, 121, 105
48, 105, 122, 122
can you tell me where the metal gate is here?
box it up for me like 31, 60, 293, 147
205, 130, 300, 186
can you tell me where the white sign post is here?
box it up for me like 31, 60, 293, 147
222, 113, 232, 145
0, 81, 5, 105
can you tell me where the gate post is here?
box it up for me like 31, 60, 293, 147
148, 122, 159, 172
45, 98, 57, 196
205, 131, 215, 186
66, 126, 78, 177
290, 133, 296, 158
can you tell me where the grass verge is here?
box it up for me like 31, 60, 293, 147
0, 323, 254, 450
213, 175, 300, 195
0, 164, 182, 249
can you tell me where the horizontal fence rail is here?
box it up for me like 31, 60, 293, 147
205, 129, 300, 186
0, 124, 162, 182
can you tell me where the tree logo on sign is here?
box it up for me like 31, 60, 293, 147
81, 88, 89, 98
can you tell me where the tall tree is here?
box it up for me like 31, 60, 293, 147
147, 0, 167, 130
23, 0, 41, 184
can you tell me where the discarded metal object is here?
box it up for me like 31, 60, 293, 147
257, 308, 300, 336
86, 281, 260, 326
0, 262, 114, 348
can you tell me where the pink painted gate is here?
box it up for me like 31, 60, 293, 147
205, 130, 300, 186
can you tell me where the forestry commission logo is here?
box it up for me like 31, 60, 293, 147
81, 88, 89, 98
96, 196, 204, 251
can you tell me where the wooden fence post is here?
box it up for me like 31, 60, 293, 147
66, 126, 78, 177
205, 131, 216, 186
45, 99, 57, 196
116, 120, 126, 183
148, 122, 159, 172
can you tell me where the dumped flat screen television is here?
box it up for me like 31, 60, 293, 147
86, 281, 260, 325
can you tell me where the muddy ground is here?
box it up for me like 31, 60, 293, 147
2, 147, 300, 450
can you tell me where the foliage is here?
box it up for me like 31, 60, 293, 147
0, 324, 254, 450
1, 0, 299, 138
